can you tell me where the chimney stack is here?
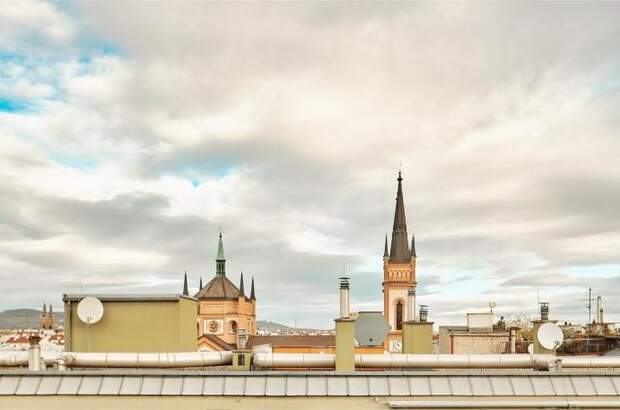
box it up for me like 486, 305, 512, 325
540, 302, 549, 321
407, 288, 416, 321
597, 296, 603, 323
339, 277, 350, 318
419, 305, 429, 322
28, 335, 42, 371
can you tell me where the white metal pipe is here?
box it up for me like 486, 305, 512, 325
254, 352, 335, 368
356, 354, 557, 369
253, 353, 620, 370
389, 400, 620, 409
0, 351, 28, 367
61, 351, 232, 368
560, 356, 620, 368
510, 328, 516, 354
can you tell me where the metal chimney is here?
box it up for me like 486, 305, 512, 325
339, 277, 350, 318
540, 302, 549, 321
407, 288, 416, 322
28, 335, 41, 371
597, 296, 603, 323
419, 305, 429, 322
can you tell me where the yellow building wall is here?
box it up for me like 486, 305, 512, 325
67, 297, 197, 352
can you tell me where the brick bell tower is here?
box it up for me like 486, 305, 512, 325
383, 171, 417, 352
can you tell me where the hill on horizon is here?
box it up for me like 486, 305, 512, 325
0, 310, 321, 332
0, 309, 63, 330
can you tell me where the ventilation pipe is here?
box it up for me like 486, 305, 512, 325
596, 296, 603, 323
509, 327, 516, 354
419, 305, 428, 322
28, 335, 42, 371
407, 288, 416, 321
339, 277, 350, 318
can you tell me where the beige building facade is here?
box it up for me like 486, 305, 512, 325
194, 232, 257, 351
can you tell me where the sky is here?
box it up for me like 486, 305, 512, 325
1, 1, 620, 329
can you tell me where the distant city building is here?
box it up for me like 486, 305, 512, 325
39, 303, 54, 330
383, 171, 417, 352
438, 311, 511, 354
195, 232, 257, 351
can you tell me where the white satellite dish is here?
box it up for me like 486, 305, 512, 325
77, 297, 104, 324
537, 322, 564, 350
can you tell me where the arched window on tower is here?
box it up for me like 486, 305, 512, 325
230, 321, 238, 334
396, 301, 403, 330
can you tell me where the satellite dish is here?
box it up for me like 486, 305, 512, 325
537, 322, 564, 350
77, 297, 104, 324
527, 343, 534, 354
354, 311, 391, 346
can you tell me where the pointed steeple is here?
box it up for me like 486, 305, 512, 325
250, 277, 256, 300
48, 304, 52, 314
411, 234, 416, 258
384, 234, 389, 258
216, 230, 226, 276
42, 303, 46, 313
199, 276, 203, 290
182, 271, 189, 296
238, 272, 245, 297
389, 171, 411, 262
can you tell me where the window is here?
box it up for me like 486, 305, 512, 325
396, 301, 403, 330
230, 320, 238, 334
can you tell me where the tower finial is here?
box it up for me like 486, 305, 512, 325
250, 276, 256, 300
199, 276, 203, 290
384, 234, 389, 258
238, 271, 245, 297
182, 271, 189, 296
411, 234, 417, 258
216, 230, 226, 276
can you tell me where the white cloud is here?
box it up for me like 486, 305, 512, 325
0, 2, 619, 328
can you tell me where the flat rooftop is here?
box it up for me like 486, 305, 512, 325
1, 369, 620, 397
62, 294, 197, 302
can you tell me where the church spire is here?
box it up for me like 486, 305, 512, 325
411, 234, 417, 258
384, 234, 389, 258
199, 276, 203, 290
389, 170, 410, 262
182, 271, 189, 296
238, 272, 245, 297
250, 276, 256, 300
216, 230, 226, 276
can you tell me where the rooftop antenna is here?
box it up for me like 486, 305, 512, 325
588, 287, 593, 324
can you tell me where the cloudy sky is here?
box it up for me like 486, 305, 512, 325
1, 2, 619, 329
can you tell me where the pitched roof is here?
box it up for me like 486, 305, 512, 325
194, 275, 240, 300
198, 334, 236, 351
389, 171, 411, 262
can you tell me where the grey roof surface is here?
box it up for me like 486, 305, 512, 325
194, 276, 241, 300
1, 371, 620, 397
62, 294, 196, 302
